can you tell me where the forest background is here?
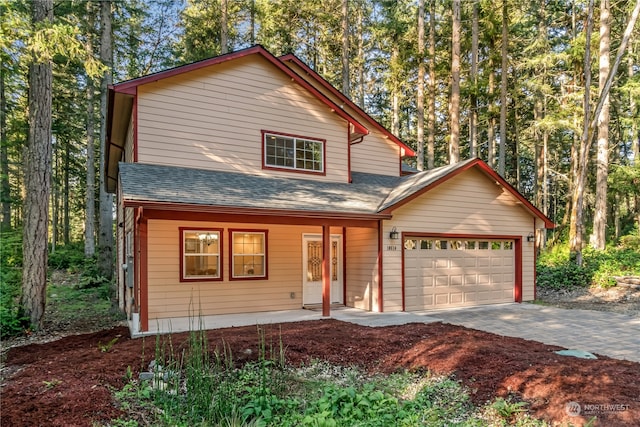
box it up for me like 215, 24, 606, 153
1, 0, 639, 332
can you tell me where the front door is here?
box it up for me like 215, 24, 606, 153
302, 234, 343, 305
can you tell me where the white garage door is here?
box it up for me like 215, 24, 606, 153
404, 237, 515, 311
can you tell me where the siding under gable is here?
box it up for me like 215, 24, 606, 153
350, 130, 400, 176
284, 60, 401, 177
382, 168, 537, 311
136, 55, 350, 183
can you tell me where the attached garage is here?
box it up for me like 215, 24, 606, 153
402, 235, 521, 311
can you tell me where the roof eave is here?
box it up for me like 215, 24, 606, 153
380, 158, 555, 229
122, 199, 393, 221
280, 53, 416, 157
105, 89, 134, 193
110, 45, 369, 137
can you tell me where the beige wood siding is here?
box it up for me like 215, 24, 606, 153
146, 220, 328, 319
136, 55, 349, 183
345, 227, 379, 311
350, 130, 400, 176
283, 61, 401, 177
382, 168, 537, 311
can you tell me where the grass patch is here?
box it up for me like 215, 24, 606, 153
112, 328, 549, 427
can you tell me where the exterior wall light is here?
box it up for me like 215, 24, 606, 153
526, 232, 535, 243
389, 227, 399, 240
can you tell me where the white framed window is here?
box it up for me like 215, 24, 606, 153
263, 131, 324, 173
180, 228, 222, 281
230, 230, 267, 280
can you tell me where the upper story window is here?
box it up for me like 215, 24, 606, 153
263, 131, 325, 174
180, 228, 222, 282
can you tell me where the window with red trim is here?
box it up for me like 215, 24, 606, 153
230, 230, 267, 279
180, 228, 222, 281
263, 131, 324, 173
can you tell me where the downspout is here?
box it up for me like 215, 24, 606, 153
347, 126, 365, 184
133, 90, 138, 162
533, 217, 538, 301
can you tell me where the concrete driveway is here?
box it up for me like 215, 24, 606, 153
419, 303, 640, 363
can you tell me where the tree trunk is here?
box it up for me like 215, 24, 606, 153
341, 0, 349, 97
220, 0, 228, 54
469, 1, 478, 159
85, 3, 96, 257
1, 59, 10, 230
498, 0, 508, 176
249, 0, 255, 45
427, 0, 436, 169
85, 76, 96, 256
51, 147, 58, 254
449, 0, 461, 164
590, 0, 610, 250
416, 0, 425, 171
99, 0, 114, 280
631, 35, 639, 164
21, 0, 53, 329
570, 0, 639, 263
487, 48, 496, 168
391, 45, 400, 137
356, 4, 365, 108
63, 140, 70, 245
569, 0, 594, 266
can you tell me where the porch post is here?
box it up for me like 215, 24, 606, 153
139, 217, 148, 332
322, 223, 331, 317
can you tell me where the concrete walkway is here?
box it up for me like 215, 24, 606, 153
133, 303, 639, 363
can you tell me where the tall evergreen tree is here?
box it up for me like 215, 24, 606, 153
590, 0, 610, 249
99, 0, 114, 280
21, 0, 54, 329
449, 0, 461, 164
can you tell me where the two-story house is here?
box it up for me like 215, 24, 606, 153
105, 45, 553, 335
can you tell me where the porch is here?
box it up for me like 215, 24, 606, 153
129, 306, 443, 337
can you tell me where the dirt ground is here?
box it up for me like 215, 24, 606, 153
1, 286, 639, 427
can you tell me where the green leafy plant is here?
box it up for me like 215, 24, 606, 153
98, 336, 119, 352
43, 379, 62, 389
491, 397, 528, 419
112, 326, 548, 426
537, 243, 640, 290
0, 229, 28, 338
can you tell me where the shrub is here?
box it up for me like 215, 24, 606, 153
537, 242, 640, 290
536, 262, 593, 290
1, 230, 26, 337
0, 272, 27, 338
619, 234, 640, 251
48, 243, 86, 271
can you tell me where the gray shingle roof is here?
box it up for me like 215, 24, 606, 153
119, 159, 477, 216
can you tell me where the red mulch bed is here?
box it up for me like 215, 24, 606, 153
1, 320, 638, 426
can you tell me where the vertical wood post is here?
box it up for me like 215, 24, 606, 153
139, 217, 149, 331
